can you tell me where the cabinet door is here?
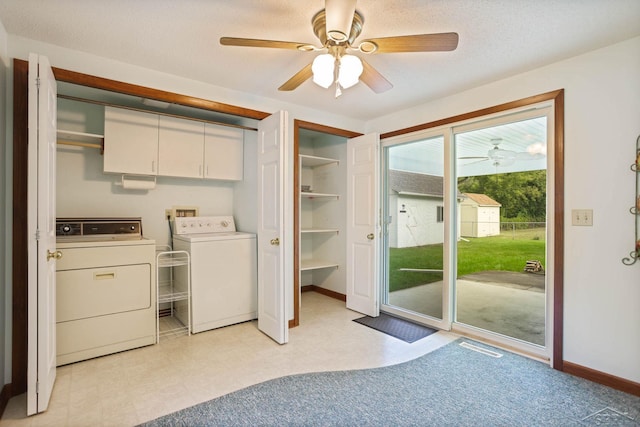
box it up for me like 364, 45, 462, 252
104, 106, 159, 175
204, 124, 243, 180
158, 116, 204, 178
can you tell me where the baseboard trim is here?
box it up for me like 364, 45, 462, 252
563, 361, 640, 397
0, 383, 11, 418
301, 285, 346, 302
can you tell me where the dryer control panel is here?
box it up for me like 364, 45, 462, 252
173, 216, 236, 234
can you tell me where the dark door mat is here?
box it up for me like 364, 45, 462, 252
353, 312, 437, 343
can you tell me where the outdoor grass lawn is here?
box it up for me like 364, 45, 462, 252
389, 228, 546, 292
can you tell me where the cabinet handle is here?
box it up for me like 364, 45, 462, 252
270, 238, 280, 246
94, 272, 116, 280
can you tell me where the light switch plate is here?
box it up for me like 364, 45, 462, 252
571, 209, 593, 226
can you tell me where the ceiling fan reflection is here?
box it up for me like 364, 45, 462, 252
459, 138, 546, 167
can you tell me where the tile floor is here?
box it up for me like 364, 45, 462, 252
0, 292, 457, 427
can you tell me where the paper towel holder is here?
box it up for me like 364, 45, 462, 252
116, 174, 157, 190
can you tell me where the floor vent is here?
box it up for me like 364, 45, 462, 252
459, 341, 503, 358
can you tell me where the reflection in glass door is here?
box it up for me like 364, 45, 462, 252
454, 116, 548, 346
382, 135, 445, 323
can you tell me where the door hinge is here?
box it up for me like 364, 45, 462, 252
35, 76, 41, 89
35, 229, 41, 241
36, 381, 39, 394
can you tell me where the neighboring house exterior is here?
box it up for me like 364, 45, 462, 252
460, 193, 501, 237
388, 170, 461, 248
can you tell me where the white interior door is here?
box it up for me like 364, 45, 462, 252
27, 53, 58, 415
346, 133, 380, 317
257, 111, 289, 344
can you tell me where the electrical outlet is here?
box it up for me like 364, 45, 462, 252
165, 209, 172, 219
571, 209, 593, 226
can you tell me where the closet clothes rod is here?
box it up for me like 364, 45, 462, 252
57, 94, 259, 132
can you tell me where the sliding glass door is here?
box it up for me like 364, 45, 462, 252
381, 132, 449, 329
381, 106, 553, 355
454, 114, 548, 347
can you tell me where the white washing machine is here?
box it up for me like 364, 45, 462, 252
172, 215, 257, 333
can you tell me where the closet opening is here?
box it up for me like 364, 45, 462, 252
291, 120, 361, 327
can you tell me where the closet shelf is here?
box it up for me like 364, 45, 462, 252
301, 192, 339, 199
300, 260, 339, 271
57, 129, 104, 150
301, 228, 339, 234
300, 154, 339, 168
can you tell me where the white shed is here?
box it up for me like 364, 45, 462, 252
388, 170, 461, 248
460, 193, 501, 237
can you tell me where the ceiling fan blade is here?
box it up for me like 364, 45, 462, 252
459, 156, 490, 160
278, 63, 314, 91
325, 0, 357, 42
358, 32, 459, 53
220, 37, 316, 51
459, 158, 490, 166
359, 59, 393, 93
516, 152, 546, 160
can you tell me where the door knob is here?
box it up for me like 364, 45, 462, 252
367, 233, 374, 240
47, 250, 63, 261
270, 238, 280, 246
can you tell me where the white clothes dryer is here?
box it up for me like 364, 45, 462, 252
172, 216, 257, 333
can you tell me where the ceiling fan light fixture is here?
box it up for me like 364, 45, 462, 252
312, 53, 335, 88
325, 0, 357, 42
488, 147, 516, 161
337, 54, 363, 89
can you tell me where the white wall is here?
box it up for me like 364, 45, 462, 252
0, 16, 8, 390
369, 36, 640, 383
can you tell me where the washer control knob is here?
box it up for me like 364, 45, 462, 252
61, 225, 71, 233
221, 220, 229, 228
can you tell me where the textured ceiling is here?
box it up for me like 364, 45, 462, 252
1, 0, 639, 121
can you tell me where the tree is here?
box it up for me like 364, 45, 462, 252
458, 170, 546, 221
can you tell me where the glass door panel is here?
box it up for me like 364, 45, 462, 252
383, 135, 445, 321
454, 116, 547, 346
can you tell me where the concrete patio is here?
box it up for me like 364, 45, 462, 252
388, 271, 546, 345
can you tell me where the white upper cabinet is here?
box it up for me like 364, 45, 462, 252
104, 106, 159, 175
204, 124, 244, 181
104, 106, 243, 180
158, 116, 204, 178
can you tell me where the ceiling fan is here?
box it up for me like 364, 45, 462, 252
219, 0, 459, 96
459, 138, 547, 167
